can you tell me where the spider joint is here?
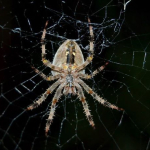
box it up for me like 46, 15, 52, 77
46, 77, 51, 81
46, 90, 51, 94
41, 39, 46, 45
42, 58, 48, 64
89, 35, 94, 42
53, 99, 58, 104
80, 97, 85, 102
87, 56, 93, 61
87, 75, 91, 79
88, 90, 93, 94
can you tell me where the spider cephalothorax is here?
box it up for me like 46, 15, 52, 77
27, 18, 123, 136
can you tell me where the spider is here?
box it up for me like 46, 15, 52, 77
27, 18, 124, 136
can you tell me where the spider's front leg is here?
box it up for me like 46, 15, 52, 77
45, 82, 66, 136
41, 21, 63, 73
27, 80, 61, 110
74, 82, 95, 128
78, 79, 124, 111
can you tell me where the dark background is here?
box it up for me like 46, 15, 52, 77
0, 0, 150, 150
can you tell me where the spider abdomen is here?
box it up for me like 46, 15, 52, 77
52, 40, 85, 75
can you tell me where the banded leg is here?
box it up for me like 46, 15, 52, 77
31, 66, 61, 81
41, 21, 63, 73
75, 18, 94, 72
78, 62, 109, 79
74, 82, 95, 128
45, 83, 66, 136
27, 80, 61, 110
78, 79, 124, 111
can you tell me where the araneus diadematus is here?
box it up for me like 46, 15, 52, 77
27, 18, 124, 136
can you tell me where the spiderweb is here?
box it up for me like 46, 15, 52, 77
0, 0, 150, 150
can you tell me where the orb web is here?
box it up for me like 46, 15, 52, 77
0, 0, 150, 150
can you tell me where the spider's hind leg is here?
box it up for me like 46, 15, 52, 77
41, 21, 63, 73
75, 17, 94, 72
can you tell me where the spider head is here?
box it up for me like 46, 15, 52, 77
66, 74, 73, 86
63, 73, 76, 96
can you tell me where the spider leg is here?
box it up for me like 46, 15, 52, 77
78, 79, 124, 111
74, 82, 95, 128
75, 17, 94, 72
78, 62, 109, 79
31, 66, 61, 81
41, 21, 63, 73
45, 82, 66, 136
27, 80, 61, 110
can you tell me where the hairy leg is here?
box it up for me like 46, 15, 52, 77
74, 82, 95, 128
78, 79, 124, 111
27, 80, 61, 110
75, 17, 94, 72
78, 62, 108, 79
41, 21, 63, 73
45, 82, 66, 136
31, 66, 61, 81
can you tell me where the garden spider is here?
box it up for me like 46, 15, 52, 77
27, 18, 123, 136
